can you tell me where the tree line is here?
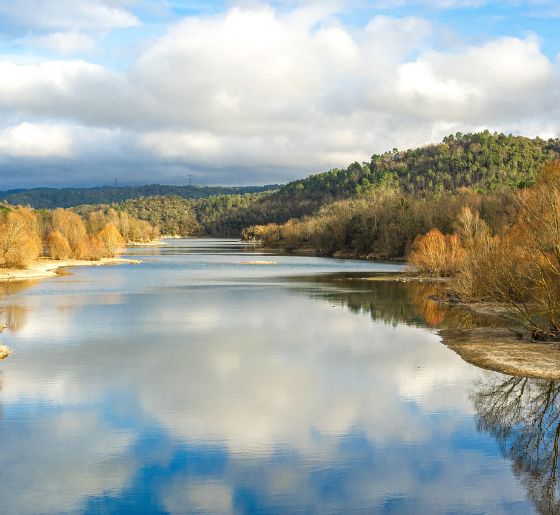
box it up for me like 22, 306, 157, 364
59, 131, 560, 240
408, 161, 560, 341
206, 131, 560, 236
0, 204, 158, 268
0, 184, 279, 209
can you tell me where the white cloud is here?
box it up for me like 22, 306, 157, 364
0, 123, 72, 158
396, 35, 556, 122
0, 3, 558, 186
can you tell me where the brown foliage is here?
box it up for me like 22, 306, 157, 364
52, 208, 87, 256
86, 208, 159, 243
0, 208, 42, 268
408, 229, 465, 277
47, 231, 72, 260
96, 224, 124, 257
450, 161, 560, 339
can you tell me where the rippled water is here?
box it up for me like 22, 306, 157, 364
0, 239, 556, 514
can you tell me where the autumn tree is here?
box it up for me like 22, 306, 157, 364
51, 208, 87, 255
408, 229, 465, 277
47, 231, 72, 260
0, 208, 42, 268
96, 224, 124, 257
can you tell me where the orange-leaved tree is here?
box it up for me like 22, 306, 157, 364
96, 224, 124, 258
408, 228, 465, 277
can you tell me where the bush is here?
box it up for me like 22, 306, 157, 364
47, 231, 72, 260
96, 224, 124, 257
0, 209, 42, 268
408, 229, 465, 277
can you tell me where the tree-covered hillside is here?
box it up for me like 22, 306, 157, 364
75, 192, 269, 237
0, 184, 280, 209
57, 131, 560, 239
212, 131, 560, 235
283, 131, 560, 198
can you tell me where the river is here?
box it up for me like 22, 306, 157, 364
0, 239, 557, 514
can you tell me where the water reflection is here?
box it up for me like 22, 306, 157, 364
0, 241, 538, 513
293, 274, 504, 330
473, 376, 560, 514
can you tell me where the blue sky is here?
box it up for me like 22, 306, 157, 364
0, 0, 558, 188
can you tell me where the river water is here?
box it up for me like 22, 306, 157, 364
0, 239, 557, 514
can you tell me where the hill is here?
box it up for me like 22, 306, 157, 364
74, 192, 270, 237
0, 184, 280, 209
207, 131, 560, 235
44, 131, 560, 240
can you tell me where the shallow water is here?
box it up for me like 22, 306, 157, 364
0, 239, 557, 514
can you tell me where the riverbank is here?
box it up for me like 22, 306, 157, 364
350, 273, 560, 380
254, 243, 407, 263
0, 257, 142, 282
439, 326, 560, 380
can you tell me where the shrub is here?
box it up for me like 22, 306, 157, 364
0, 209, 42, 268
408, 229, 465, 277
47, 231, 72, 260
96, 224, 124, 257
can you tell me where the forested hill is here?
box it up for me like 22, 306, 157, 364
206, 131, 560, 235
282, 131, 560, 199
0, 184, 280, 209
10, 131, 560, 238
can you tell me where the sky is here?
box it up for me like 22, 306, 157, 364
0, 0, 559, 189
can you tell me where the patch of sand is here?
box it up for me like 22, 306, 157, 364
439, 327, 560, 380
0, 257, 141, 282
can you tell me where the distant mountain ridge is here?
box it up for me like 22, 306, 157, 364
0, 184, 280, 209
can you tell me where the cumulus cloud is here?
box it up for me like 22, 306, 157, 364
0, 123, 72, 158
0, 2, 558, 187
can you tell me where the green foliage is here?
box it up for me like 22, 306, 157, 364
20, 131, 560, 240
214, 132, 560, 235
75, 192, 269, 237
0, 184, 280, 209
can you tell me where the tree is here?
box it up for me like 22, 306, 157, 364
47, 231, 72, 260
408, 229, 464, 277
0, 208, 42, 268
51, 208, 87, 255
96, 224, 124, 257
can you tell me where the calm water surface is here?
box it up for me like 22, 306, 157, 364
0, 239, 557, 514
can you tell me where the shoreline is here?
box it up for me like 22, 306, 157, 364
439, 325, 560, 380
344, 272, 560, 380
438, 299, 560, 380
251, 243, 407, 262
0, 256, 142, 282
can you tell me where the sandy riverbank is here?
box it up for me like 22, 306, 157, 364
436, 300, 560, 379
352, 273, 560, 380
0, 257, 142, 282
439, 326, 560, 380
